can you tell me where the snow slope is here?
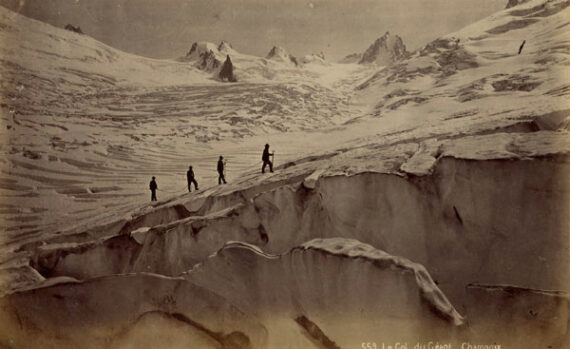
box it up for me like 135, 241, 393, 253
0, 5, 373, 245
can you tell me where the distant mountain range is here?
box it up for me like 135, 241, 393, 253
182, 31, 409, 72
180, 40, 332, 79
122, 0, 538, 76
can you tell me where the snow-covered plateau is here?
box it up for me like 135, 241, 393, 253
0, 0, 569, 348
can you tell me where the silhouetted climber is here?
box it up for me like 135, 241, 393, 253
518, 40, 526, 54
64, 24, 83, 34
217, 156, 227, 184
149, 176, 158, 201
219, 55, 236, 82
187, 166, 199, 192
261, 144, 274, 173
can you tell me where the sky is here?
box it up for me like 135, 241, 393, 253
0, 0, 506, 61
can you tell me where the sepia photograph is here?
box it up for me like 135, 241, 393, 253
0, 0, 568, 348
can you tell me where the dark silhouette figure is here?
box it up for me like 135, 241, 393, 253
149, 176, 158, 201
219, 55, 236, 82
261, 144, 274, 173
518, 40, 526, 54
217, 156, 227, 184
64, 24, 83, 34
187, 166, 199, 192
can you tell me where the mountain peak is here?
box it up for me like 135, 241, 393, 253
358, 32, 408, 65
266, 46, 288, 57
186, 41, 236, 59
186, 41, 217, 57
218, 40, 234, 53
266, 45, 298, 66
184, 41, 226, 72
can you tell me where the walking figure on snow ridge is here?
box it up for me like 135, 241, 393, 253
217, 156, 227, 184
149, 176, 158, 201
187, 166, 199, 192
262, 144, 274, 173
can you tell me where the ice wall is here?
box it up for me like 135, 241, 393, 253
28, 154, 569, 306
3, 150, 567, 347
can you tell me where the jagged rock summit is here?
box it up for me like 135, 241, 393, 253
217, 40, 234, 53
358, 31, 408, 65
184, 40, 237, 72
219, 54, 236, 82
265, 46, 298, 66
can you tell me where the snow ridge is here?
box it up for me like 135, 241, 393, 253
215, 241, 281, 260
210, 238, 465, 326
299, 238, 466, 326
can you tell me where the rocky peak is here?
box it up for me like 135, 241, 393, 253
187, 42, 198, 56
266, 46, 298, 66
359, 31, 408, 65
198, 50, 222, 71
186, 42, 211, 57
266, 46, 288, 58
219, 54, 236, 82
186, 41, 235, 59
217, 40, 233, 53
185, 41, 224, 72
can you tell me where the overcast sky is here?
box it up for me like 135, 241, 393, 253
0, 0, 506, 60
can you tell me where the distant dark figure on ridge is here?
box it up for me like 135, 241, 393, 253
187, 166, 199, 192
149, 176, 158, 201
64, 24, 83, 34
518, 40, 526, 55
217, 156, 227, 184
261, 144, 274, 174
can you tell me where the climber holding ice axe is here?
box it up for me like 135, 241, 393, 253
261, 144, 274, 174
